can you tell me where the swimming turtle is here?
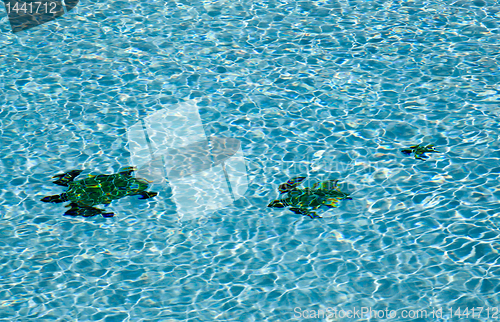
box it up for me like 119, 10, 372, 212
268, 176, 352, 219
401, 144, 439, 160
41, 167, 158, 217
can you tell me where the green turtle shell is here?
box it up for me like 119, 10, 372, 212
285, 188, 325, 209
66, 173, 150, 207
268, 177, 352, 218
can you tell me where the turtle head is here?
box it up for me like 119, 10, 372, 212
268, 200, 287, 208
278, 176, 306, 193
41, 194, 69, 203
425, 144, 439, 152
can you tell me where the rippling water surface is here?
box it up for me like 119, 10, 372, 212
1, 0, 500, 321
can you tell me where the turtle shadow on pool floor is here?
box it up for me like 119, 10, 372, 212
40, 166, 158, 218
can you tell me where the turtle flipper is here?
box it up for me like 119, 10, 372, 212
313, 179, 339, 191
52, 170, 83, 186
324, 198, 340, 208
119, 166, 137, 176
278, 176, 306, 193
41, 193, 69, 203
414, 154, 428, 160
137, 191, 158, 199
63, 203, 114, 218
289, 207, 321, 219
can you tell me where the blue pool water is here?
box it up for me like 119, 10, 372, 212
1, 0, 500, 321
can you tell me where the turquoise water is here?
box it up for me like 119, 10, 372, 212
1, 0, 500, 321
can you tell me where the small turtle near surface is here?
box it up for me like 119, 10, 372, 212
41, 167, 158, 217
401, 144, 439, 160
268, 176, 352, 219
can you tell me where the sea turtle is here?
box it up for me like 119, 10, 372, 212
268, 176, 352, 219
401, 144, 439, 160
41, 167, 158, 217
